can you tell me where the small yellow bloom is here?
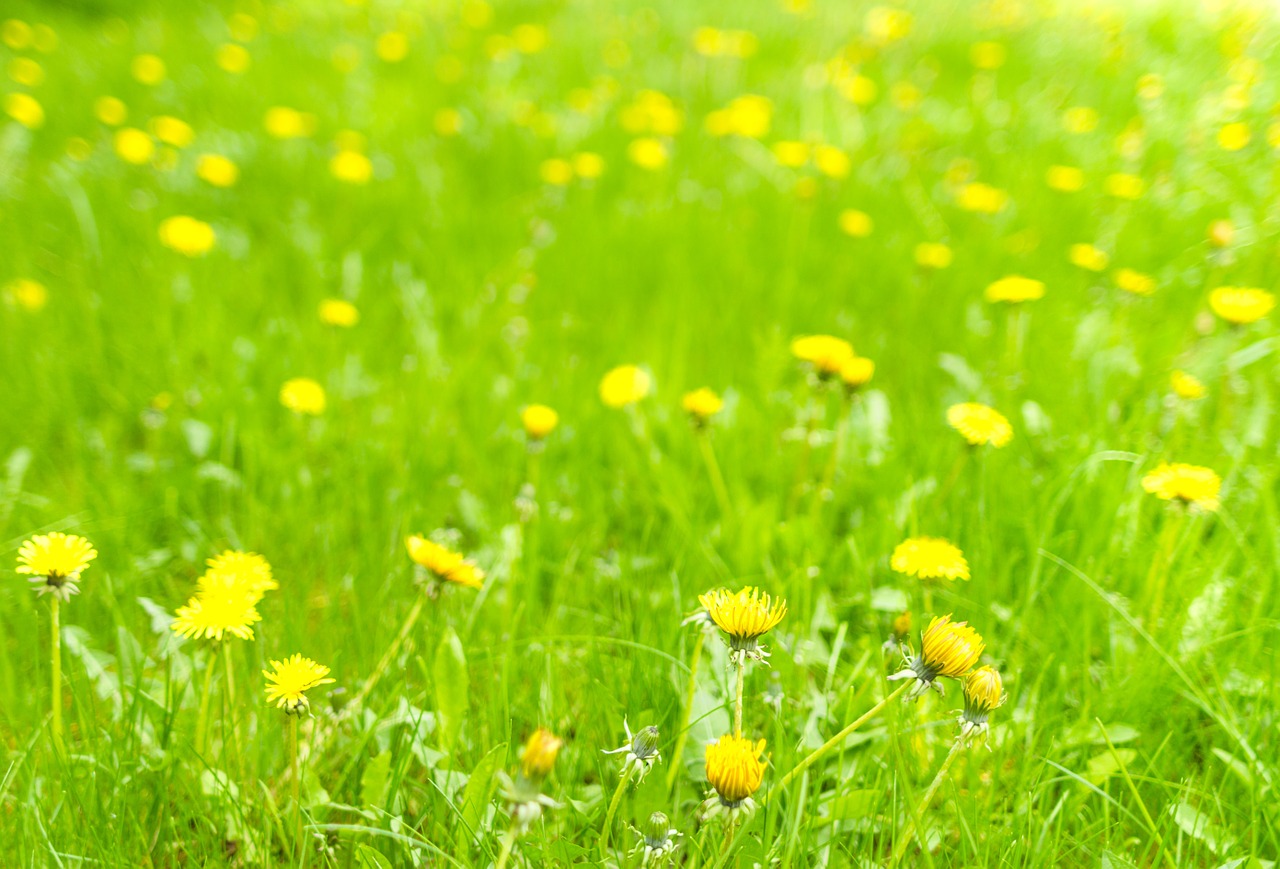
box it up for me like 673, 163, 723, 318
5, 278, 48, 311
199, 550, 278, 604
520, 727, 563, 779
1137, 73, 1164, 100
813, 144, 850, 178
94, 96, 127, 126
960, 665, 1006, 744
16, 532, 97, 599
1170, 370, 1206, 400
376, 31, 410, 62
772, 140, 810, 168
215, 43, 251, 74
171, 586, 261, 642
1062, 106, 1099, 134
1069, 243, 1110, 272
620, 90, 681, 136
513, 24, 547, 54
572, 152, 605, 180
1208, 286, 1274, 325
264, 106, 315, 139
1046, 165, 1084, 192
947, 402, 1012, 448
114, 127, 155, 164
838, 209, 873, 238
865, 6, 912, 43
1208, 220, 1235, 248
682, 388, 723, 421
704, 735, 766, 811
2, 19, 32, 49
839, 356, 875, 391
1104, 173, 1144, 200
263, 654, 335, 714
151, 115, 194, 148
196, 153, 238, 187
4, 92, 43, 128
8, 57, 44, 87
791, 334, 854, 377
890, 614, 985, 697
837, 74, 878, 106
956, 182, 1008, 214
1142, 463, 1221, 512
1115, 268, 1156, 296
158, 216, 216, 257
698, 587, 787, 662
599, 365, 652, 408
708, 94, 772, 138
628, 137, 668, 170
891, 537, 970, 582
540, 158, 573, 185
435, 108, 463, 136
405, 535, 485, 589
970, 41, 1006, 70
280, 377, 326, 415
131, 54, 167, 85
319, 298, 359, 327
1217, 122, 1250, 151
914, 242, 953, 269
521, 404, 559, 439
984, 275, 1044, 304
330, 149, 373, 184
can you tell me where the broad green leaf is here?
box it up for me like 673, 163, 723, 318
457, 742, 506, 848
360, 750, 392, 809
355, 843, 394, 869
434, 626, 469, 753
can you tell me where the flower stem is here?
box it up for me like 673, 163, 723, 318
818, 399, 850, 501
766, 682, 910, 803
495, 827, 518, 869
893, 739, 964, 863
1145, 507, 1187, 627
351, 596, 425, 710
222, 641, 241, 776
290, 715, 303, 864
733, 659, 745, 737
696, 430, 733, 519
599, 765, 634, 856
194, 645, 218, 756
666, 631, 705, 793
49, 597, 63, 754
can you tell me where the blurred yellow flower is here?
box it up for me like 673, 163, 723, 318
4, 92, 43, 128
706, 94, 772, 138
1218, 122, 1250, 151
838, 209, 873, 238
889, 81, 921, 111
151, 115, 194, 148
1104, 173, 1145, 200
196, 153, 238, 187
114, 127, 154, 164
521, 404, 559, 439
914, 242, 953, 269
215, 43, 251, 74
461, 0, 493, 28
705, 735, 766, 809
572, 152, 604, 179
280, 378, 326, 415
540, 157, 573, 185
4, 278, 48, 311
947, 402, 1012, 447
1209, 286, 1273, 324
405, 535, 485, 588
8, 57, 44, 87
66, 137, 93, 161
600, 364, 652, 408
1115, 268, 1156, 296
1170, 370, 1206, 400
620, 90, 682, 136
158, 216, 215, 256
813, 144, 850, 178
865, 6, 912, 43
682, 388, 723, 420
1045, 165, 1084, 192
94, 96, 127, 126
1069, 243, 1110, 272
319, 299, 359, 326
1208, 219, 1235, 248
434, 108, 463, 136
520, 727, 563, 779
840, 356, 875, 390
264, 106, 316, 139
837, 74, 878, 106
172, 586, 260, 642
891, 537, 970, 581
376, 31, 409, 62
199, 550, 278, 604
628, 137, 668, 170
513, 24, 547, 54
2, 19, 32, 49
330, 149, 373, 184
1137, 73, 1164, 100
1142, 462, 1221, 511
131, 54, 166, 85
956, 182, 1008, 214
772, 140, 810, 168
984, 275, 1044, 304
263, 654, 334, 714
970, 41, 1006, 69
17, 532, 97, 599
1062, 106, 1099, 134
791, 334, 854, 377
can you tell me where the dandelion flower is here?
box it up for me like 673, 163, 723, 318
602, 720, 661, 782
405, 535, 485, 589
947, 403, 1012, 447
1170, 370, 1206, 400
263, 653, 335, 714
698, 587, 787, 663
955, 182, 1008, 214
196, 153, 238, 187
520, 727, 563, 780
1069, 244, 1109, 272
572, 151, 605, 179
330, 149, 373, 184
540, 158, 573, 185
1046, 165, 1084, 192
791, 334, 854, 378
16, 532, 97, 600
958, 665, 1006, 746
1208, 286, 1274, 325
131, 53, 166, 85
889, 614, 985, 698
1142, 463, 1221, 512
280, 377, 326, 415
891, 537, 970, 581
840, 356, 875, 392
1104, 173, 1144, 200
5, 278, 48, 311
171, 586, 261, 642
682, 388, 723, 423
319, 298, 359, 326
702, 734, 766, 817
158, 216, 216, 256
3, 92, 43, 128
151, 116, 194, 148
600, 365, 652, 408
838, 209, 873, 238
216, 43, 251, 73
984, 275, 1045, 304
914, 242, 953, 269
1115, 268, 1156, 296
501, 727, 564, 832
628, 137, 668, 170
521, 404, 559, 440
199, 550, 278, 603
1208, 220, 1235, 248
264, 106, 315, 139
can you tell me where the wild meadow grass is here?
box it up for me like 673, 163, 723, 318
2, 0, 1279, 865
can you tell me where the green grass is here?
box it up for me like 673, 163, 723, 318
2, 0, 1279, 865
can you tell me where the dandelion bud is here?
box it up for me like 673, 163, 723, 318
959, 665, 1006, 746
644, 811, 671, 841
520, 727, 563, 780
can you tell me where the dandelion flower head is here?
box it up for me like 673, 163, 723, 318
891, 536, 970, 581
263, 653, 335, 714
947, 402, 1012, 447
1141, 462, 1221, 512
16, 532, 97, 599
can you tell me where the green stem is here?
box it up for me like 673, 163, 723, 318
733, 660, 745, 737
893, 739, 964, 863
194, 644, 218, 755
290, 715, 303, 864
697, 431, 733, 519
495, 826, 518, 869
599, 765, 634, 856
351, 596, 425, 710
1146, 507, 1187, 627
50, 597, 62, 754
936, 449, 970, 505
666, 631, 705, 792
818, 400, 850, 501
766, 682, 910, 803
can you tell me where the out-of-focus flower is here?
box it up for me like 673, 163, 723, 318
984, 275, 1044, 304
705, 94, 772, 138
94, 96, 127, 126
1115, 268, 1156, 296
915, 242, 953, 269
947, 403, 1012, 447
682, 388, 723, 423
572, 152, 605, 179
956, 182, 1008, 214
865, 6, 912, 43
215, 43, 251, 73
791, 334, 854, 378
1170, 370, 1206, 400
279, 377, 326, 415
151, 116, 194, 148
620, 90, 682, 136
405, 535, 485, 589
330, 149, 373, 183
838, 209, 873, 237
1137, 73, 1164, 100
4, 92, 43, 128
1046, 165, 1084, 192
319, 299, 359, 326
521, 404, 559, 439
600, 365, 652, 408
131, 54, 166, 85
264, 106, 316, 139
891, 537, 970, 581
9, 57, 45, 87
435, 108, 463, 136
772, 140, 809, 168
1142, 463, 1220, 512
1062, 106, 1098, 134
1218, 122, 1250, 151
196, 153, 238, 187
1209, 286, 1274, 325
628, 137, 668, 170
376, 31, 409, 62
971, 41, 1006, 69
1208, 220, 1235, 248
840, 356, 875, 392
1069, 244, 1109, 272
4, 278, 48, 311
114, 127, 154, 164
1104, 173, 1144, 200
540, 157, 573, 185
158, 216, 216, 256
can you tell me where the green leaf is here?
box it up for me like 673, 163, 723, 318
434, 626, 469, 753
1085, 748, 1136, 785
360, 750, 392, 809
354, 843, 394, 869
457, 742, 506, 849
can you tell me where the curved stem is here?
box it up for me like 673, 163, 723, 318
50, 598, 62, 754
666, 632, 705, 792
598, 765, 634, 856
766, 682, 910, 803
194, 645, 218, 755
893, 739, 964, 863
495, 826, 518, 869
351, 596, 425, 710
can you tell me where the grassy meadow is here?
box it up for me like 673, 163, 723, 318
2, 0, 1280, 865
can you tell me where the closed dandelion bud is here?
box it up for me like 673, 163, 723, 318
892, 611, 913, 638
959, 666, 1006, 746
644, 811, 671, 842
604, 720, 662, 781
630, 811, 681, 865
889, 614, 985, 699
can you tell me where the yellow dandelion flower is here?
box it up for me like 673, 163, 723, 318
838, 209, 873, 238
813, 144, 850, 179
947, 402, 1012, 447
5, 278, 48, 311
1062, 106, 1098, 134
330, 149, 373, 184
94, 96, 127, 126
521, 404, 559, 439
405, 535, 485, 589
628, 137, 668, 170
791, 334, 854, 378
1104, 173, 1144, 200
171, 586, 260, 642
1218, 122, 1250, 151
114, 127, 155, 164
956, 182, 1008, 214
837, 74, 878, 106
600, 364, 652, 408
513, 24, 547, 54
698, 587, 787, 663
772, 140, 810, 168
215, 43, 251, 74
984, 275, 1044, 304
890, 614, 985, 697
198, 550, 278, 603
914, 242, 953, 269
1142, 463, 1221, 512
4, 92, 44, 129
263, 653, 335, 714
970, 41, 1006, 70
540, 157, 573, 186
959, 665, 1006, 745
264, 106, 315, 139
839, 356, 875, 391
1208, 220, 1235, 248
1069, 244, 1110, 272
158, 216, 216, 257
682, 388, 724, 421
196, 153, 238, 187
519, 727, 563, 779
319, 298, 359, 327
280, 377, 326, 415
1115, 268, 1156, 296
572, 152, 605, 180
151, 115, 194, 148
704, 734, 766, 814
891, 537, 970, 582
376, 31, 410, 62
1170, 370, 1206, 400
1137, 73, 1164, 100
131, 54, 166, 85
16, 532, 97, 600
1208, 286, 1274, 325
865, 6, 912, 43
1046, 165, 1084, 192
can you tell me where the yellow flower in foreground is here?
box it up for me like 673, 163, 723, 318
520, 727, 564, 779
1142, 463, 1221, 512
131, 53, 166, 85
405, 535, 485, 589
791, 334, 854, 378
171, 586, 261, 642
889, 614, 985, 698
840, 356, 875, 391
280, 377, 326, 415
521, 404, 559, 439
158, 216, 216, 257
263, 654, 335, 714
947, 402, 1012, 447
698, 586, 787, 662
196, 153, 239, 187
330, 149, 373, 183
5, 278, 48, 311
600, 364, 652, 408
17, 532, 97, 600
838, 209, 874, 238
891, 537, 969, 582
1069, 244, 1109, 272
1115, 268, 1156, 296
704, 735, 766, 814
319, 298, 359, 326
682, 388, 723, 421
198, 550, 278, 603
1208, 286, 1274, 325
1218, 122, 1250, 151
984, 275, 1044, 304
5, 92, 44, 128
1170, 370, 1206, 400
960, 665, 1006, 745
1046, 165, 1084, 192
